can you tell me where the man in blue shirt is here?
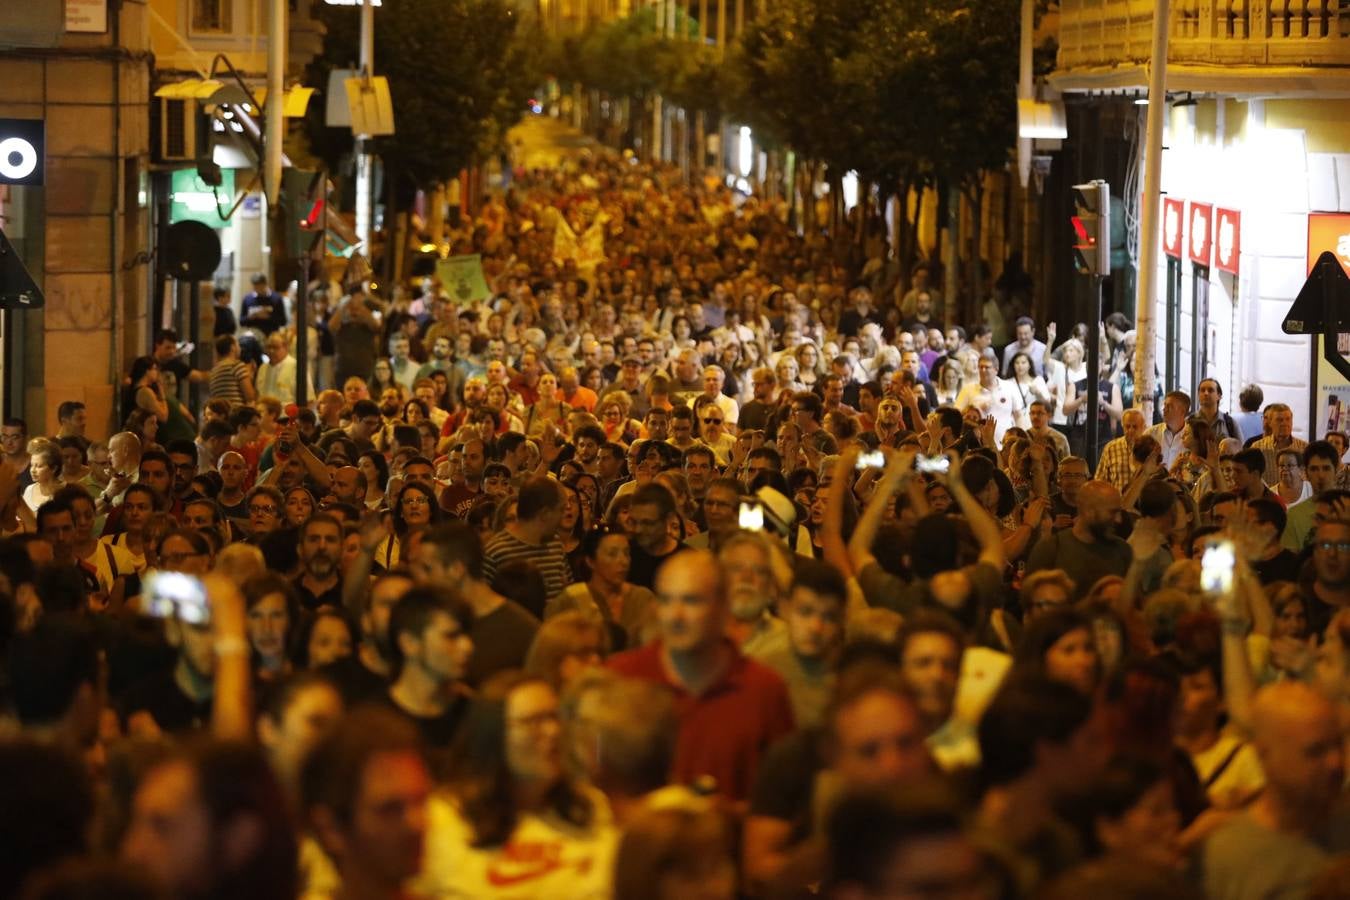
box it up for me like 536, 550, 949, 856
240, 272, 286, 335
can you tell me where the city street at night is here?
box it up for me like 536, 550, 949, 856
1, 1, 1349, 899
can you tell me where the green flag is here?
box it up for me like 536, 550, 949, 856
436, 254, 491, 304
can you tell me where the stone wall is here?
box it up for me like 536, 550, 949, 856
0, 0, 154, 438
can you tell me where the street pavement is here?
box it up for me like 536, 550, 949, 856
507, 114, 597, 170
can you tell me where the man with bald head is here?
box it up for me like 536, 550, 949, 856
1025, 480, 1131, 601
1203, 682, 1348, 899
327, 465, 366, 508
557, 364, 597, 412
92, 432, 142, 519
607, 549, 795, 802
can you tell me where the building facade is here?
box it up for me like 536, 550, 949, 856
1048, 0, 1350, 438
0, 0, 325, 434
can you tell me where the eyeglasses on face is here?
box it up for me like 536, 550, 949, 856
1315, 541, 1350, 554
703, 418, 723, 425
250, 505, 277, 516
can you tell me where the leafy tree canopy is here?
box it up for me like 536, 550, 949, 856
305, 0, 539, 203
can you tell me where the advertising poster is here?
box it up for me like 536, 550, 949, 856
1306, 213, 1350, 436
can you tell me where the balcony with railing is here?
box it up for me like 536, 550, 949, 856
1057, 0, 1350, 74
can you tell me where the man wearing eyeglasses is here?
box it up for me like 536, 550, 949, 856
246, 485, 284, 540
700, 366, 739, 429
697, 402, 736, 466
1048, 457, 1089, 531
1283, 442, 1342, 552
1302, 518, 1350, 638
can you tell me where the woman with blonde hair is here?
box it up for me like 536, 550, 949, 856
794, 342, 825, 392
774, 356, 803, 395
524, 612, 610, 693
522, 371, 570, 440
1060, 337, 1090, 454
214, 541, 267, 585
934, 358, 965, 407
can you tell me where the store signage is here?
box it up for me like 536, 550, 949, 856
170, 167, 236, 230
1303, 214, 1350, 436
67, 0, 108, 33
1215, 208, 1241, 275
0, 119, 44, 186
1189, 202, 1213, 268
1162, 197, 1184, 259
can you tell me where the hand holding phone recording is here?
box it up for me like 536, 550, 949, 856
143, 571, 211, 625
856, 450, 886, 470
1201, 539, 1236, 596
915, 454, 951, 474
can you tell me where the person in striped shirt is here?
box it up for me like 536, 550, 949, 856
481, 476, 571, 601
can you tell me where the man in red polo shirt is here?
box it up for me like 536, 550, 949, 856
606, 548, 795, 803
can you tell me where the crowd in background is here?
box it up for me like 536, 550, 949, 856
0, 154, 1346, 900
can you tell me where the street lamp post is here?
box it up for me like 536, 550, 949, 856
355, 0, 376, 251
1134, 0, 1170, 424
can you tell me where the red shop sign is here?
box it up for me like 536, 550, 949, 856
1189, 202, 1213, 267
1162, 197, 1185, 259
1214, 207, 1241, 274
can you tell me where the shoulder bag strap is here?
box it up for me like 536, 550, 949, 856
1203, 741, 1248, 790
102, 542, 120, 581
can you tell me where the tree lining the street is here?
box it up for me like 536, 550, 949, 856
542, 0, 1020, 300
303, 0, 540, 208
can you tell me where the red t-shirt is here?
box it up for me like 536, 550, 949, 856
606, 639, 795, 801
439, 483, 481, 519
510, 378, 539, 408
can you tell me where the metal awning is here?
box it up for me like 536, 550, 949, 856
155, 78, 254, 105
252, 86, 317, 118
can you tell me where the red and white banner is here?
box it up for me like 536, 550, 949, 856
1215, 207, 1241, 274
1188, 202, 1213, 268
1162, 197, 1185, 259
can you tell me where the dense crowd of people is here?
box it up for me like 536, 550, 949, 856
0, 153, 1347, 900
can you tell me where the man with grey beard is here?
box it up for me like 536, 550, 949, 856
719, 530, 786, 656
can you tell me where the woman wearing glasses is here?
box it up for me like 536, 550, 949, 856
373, 480, 444, 569
419, 672, 616, 899
237, 485, 283, 541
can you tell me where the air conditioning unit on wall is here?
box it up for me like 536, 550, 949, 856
155, 97, 202, 163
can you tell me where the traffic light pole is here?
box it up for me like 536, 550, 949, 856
292, 170, 326, 408
1085, 274, 1104, 469
1071, 179, 1110, 468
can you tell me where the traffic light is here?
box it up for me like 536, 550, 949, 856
1071, 180, 1111, 277
280, 168, 327, 259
